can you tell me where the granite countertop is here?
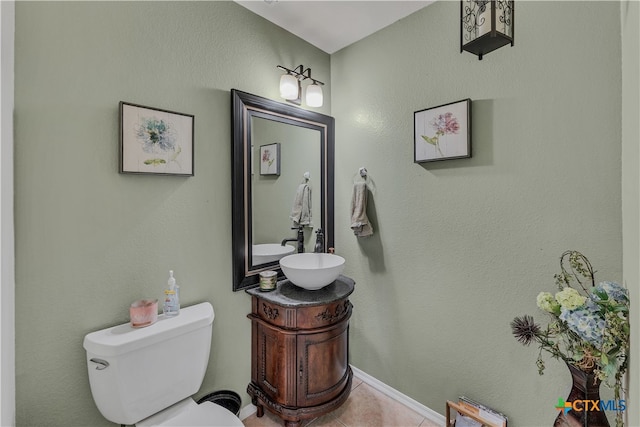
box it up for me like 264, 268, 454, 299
246, 275, 355, 307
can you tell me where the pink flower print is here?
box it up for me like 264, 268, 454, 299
422, 111, 460, 157
262, 149, 275, 170
430, 112, 460, 137
262, 150, 271, 163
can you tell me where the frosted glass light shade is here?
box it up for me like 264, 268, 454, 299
306, 83, 323, 107
279, 74, 299, 100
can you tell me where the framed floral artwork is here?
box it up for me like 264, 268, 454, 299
120, 102, 194, 176
414, 99, 471, 163
260, 143, 280, 176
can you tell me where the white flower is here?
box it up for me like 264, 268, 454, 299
555, 287, 587, 311
537, 292, 560, 314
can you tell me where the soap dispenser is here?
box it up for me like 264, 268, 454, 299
163, 270, 180, 317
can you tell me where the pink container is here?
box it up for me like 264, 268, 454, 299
129, 299, 158, 328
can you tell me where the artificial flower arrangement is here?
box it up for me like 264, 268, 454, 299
510, 251, 629, 426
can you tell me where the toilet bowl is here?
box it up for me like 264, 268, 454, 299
83, 302, 243, 426
137, 398, 242, 427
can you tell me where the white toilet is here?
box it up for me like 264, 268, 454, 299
83, 302, 244, 426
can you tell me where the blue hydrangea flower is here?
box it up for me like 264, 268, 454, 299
593, 281, 628, 303
559, 305, 605, 347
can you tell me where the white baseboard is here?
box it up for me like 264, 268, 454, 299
239, 366, 445, 426
239, 403, 257, 421
351, 365, 446, 426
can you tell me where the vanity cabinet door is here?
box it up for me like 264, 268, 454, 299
296, 319, 350, 407
254, 321, 298, 406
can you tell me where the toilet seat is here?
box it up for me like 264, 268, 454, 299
137, 398, 244, 427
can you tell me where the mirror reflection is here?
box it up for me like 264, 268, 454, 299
231, 90, 335, 291
251, 117, 321, 266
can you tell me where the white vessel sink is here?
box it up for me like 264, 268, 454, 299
279, 253, 345, 290
253, 244, 296, 265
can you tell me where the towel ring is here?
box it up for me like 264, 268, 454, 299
353, 167, 376, 195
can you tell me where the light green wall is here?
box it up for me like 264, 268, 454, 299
14, 1, 632, 427
621, 1, 640, 426
14, 2, 329, 425
332, 1, 623, 426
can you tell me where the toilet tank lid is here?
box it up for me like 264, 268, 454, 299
83, 302, 214, 357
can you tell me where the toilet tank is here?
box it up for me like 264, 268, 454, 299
83, 302, 214, 425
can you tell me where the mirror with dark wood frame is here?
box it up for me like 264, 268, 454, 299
231, 89, 335, 291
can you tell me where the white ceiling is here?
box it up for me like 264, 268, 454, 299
234, 0, 434, 54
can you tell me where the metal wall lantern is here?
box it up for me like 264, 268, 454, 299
461, 0, 514, 60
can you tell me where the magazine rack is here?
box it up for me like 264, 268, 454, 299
446, 400, 502, 427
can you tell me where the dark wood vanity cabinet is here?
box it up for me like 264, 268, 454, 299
246, 277, 355, 427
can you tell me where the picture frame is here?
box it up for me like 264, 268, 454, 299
259, 143, 280, 176
120, 101, 194, 176
414, 99, 471, 163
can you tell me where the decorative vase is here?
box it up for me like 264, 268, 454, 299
553, 363, 610, 427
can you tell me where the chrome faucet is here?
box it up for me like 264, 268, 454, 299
281, 226, 305, 253
314, 228, 324, 253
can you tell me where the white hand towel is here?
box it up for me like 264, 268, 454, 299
350, 182, 373, 237
290, 183, 312, 227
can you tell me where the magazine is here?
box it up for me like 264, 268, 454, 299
458, 396, 508, 427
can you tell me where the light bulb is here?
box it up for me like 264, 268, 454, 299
279, 74, 299, 100
306, 83, 323, 107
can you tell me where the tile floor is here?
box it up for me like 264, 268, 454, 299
242, 376, 441, 427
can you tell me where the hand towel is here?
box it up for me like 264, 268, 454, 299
290, 183, 312, 227
350, 182, 373, 237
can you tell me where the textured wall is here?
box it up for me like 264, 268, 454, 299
14, 2, 329, 425
13, 1, 630, 426
331, 2, 622, 425
621, 1, 640, 425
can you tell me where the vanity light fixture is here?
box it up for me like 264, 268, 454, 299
305, 83, 323, 108
279, 73, 299, 100
277, 65, 325, 107
461, 0, 514, 60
